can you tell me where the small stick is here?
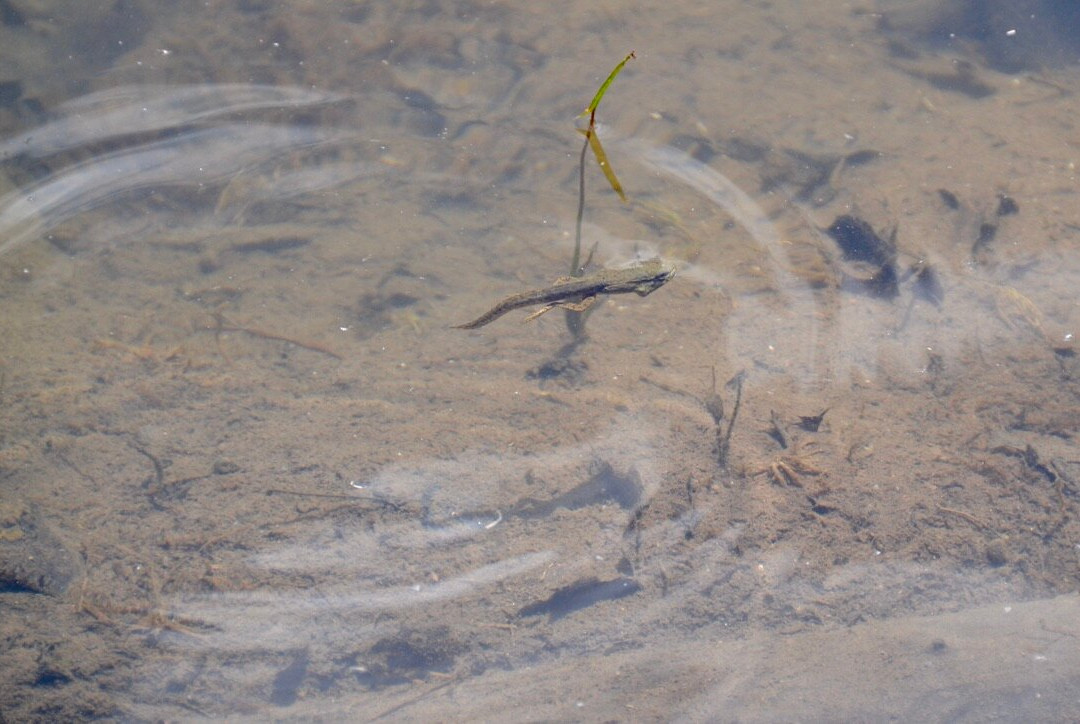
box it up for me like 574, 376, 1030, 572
368, 679, 457, 721
937, 505, 992, 531
718, 370, 745, 469
209, 313, 342, 360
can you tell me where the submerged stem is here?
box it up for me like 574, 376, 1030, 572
565, 134, 592, 339
565, 50, 638, 340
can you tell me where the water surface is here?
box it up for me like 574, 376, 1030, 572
1, 1, 1078, 720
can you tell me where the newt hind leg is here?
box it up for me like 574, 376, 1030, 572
523, 295, 596, 322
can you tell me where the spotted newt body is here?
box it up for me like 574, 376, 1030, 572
455, 259, 676, 329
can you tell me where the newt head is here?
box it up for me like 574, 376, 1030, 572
632, 262, 676, 296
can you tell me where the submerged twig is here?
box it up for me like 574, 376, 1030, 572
717, 370, 746, 470
570, 135, 591, 278
208, 312, 342, 360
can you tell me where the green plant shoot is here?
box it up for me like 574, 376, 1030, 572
581, 50, 637, 126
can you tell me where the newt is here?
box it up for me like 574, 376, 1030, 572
455, 259, 676, 329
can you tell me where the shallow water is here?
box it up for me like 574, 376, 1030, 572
1, 1, 1079, 720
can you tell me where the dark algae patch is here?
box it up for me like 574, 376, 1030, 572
511, 461, 643, 519
519, 577, 642, 621
270, 649, 309, 707
826, 215, 896, 267
825, 215, 900, 300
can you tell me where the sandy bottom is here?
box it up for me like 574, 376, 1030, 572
0, 1, 1078, 720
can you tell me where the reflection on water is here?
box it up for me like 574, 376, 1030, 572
1, 1, 1078, 720
0, 84, 346, 161
0, 85, 360, 255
